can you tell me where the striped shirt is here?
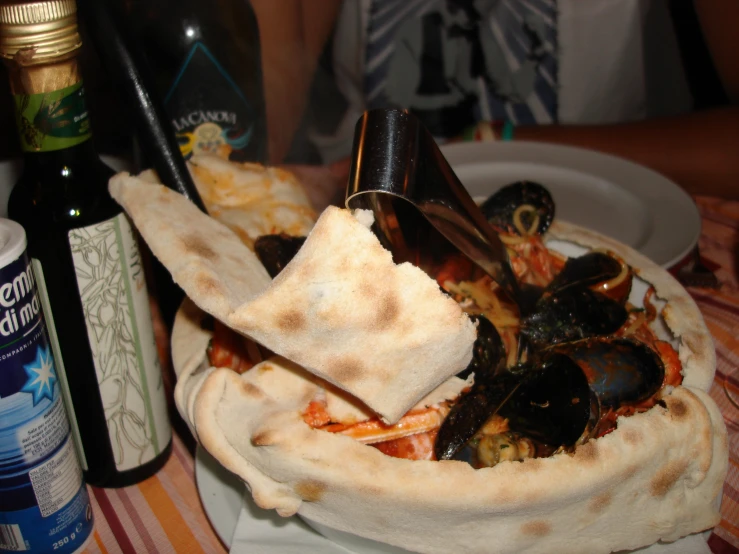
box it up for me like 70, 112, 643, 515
309, 0, 692, 162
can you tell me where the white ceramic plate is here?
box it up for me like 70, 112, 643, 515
195, 445, 243, 547
440, 142, 701, 268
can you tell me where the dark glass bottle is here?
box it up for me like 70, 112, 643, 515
0, 0, 172, 488
124, 0, 267, 163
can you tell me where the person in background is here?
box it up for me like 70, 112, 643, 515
250, 0, 739, 208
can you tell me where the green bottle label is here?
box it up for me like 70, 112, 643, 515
14, 81, 92, 152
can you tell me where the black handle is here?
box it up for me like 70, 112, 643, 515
78, 0, 208, 213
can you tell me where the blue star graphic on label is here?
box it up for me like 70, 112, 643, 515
21, 345, 57, 405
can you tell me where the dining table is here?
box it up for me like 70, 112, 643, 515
73, 194, 739, 554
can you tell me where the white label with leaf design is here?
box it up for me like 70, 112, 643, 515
68, 213, 171, 471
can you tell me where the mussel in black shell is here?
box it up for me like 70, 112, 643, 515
434, 336, 666, 465
520, 287, 629, 349
546, 252, 627, 296
254, 234, 306, 277
552, 337, 665, 409
480, 181, 555, 236
435, 352, 592, 462
456, 314, 506, 381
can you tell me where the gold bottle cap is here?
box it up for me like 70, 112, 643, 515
0, 0, 81, 65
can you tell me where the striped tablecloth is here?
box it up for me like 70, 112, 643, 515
79, 195, 739, 554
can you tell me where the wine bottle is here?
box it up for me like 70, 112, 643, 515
123, 0, 268, 163
0, 0, 172, 488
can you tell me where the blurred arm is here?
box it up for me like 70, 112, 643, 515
514, 107, 739, 199
513, 0, 739, 199
694, 0, 739, 103
251, 0, 343, 164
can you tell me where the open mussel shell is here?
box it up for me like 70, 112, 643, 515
435, 370, 521, 461
254, 234, 306, 277
479, 181, 554, 236
552, 337, 665, 408
499, 353, 592, 447
520, 287, 629, 348
456, 315, 506, 381
546, 252, 626, 296
435, 353, 592, 461
438, 315, 507, 459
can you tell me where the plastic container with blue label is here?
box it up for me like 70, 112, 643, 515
0, 218, 94, 553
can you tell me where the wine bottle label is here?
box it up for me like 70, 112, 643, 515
0, 248, 94, 554
13, 82, 92, 153
67, 213, 171, 472
165, 42, 257, 162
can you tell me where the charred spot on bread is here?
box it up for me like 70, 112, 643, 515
622, 429, 643, 446
372, 295, 401, 330
357, 483, 384, 498
327, 357, 366, 384
194, 274, 222, 297
359, 280, 379, 299
295, 480, 327, 502
229, 253, 245, 266
650, 460, 689, 497
574, 441, 600, 464
157, 187, 174, 202
251, 430, 277, 446
520, 520, 552, 537
588, 491, 613, 513
184, 235, 218, 261
240, 381, 266, 400
277, 310, 306, 333
621, 464, 639, 482
492, 487, 514, 504
666, 398, 689, 419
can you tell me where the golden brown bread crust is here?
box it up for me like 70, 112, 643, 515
109, 149, 727, 554
111, 173, 476, 424
227, 206, 476, 423
172, 221, 727, 553
188, 155, 316, 247
191, 363, 725, 553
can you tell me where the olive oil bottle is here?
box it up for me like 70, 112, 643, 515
0, 0, 172, 487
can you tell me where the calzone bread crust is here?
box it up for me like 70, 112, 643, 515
173, 223, 727, 554
111, 169, 727, 553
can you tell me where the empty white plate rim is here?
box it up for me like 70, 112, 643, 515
440, 141, 701, 268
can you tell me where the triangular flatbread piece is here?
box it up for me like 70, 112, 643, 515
110, 175, 475, 424
229, 206, 476, 423
108, 174, 272, 320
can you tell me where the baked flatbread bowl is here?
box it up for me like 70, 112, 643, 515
110, 168, 727, 553
165, 218, 727, 554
